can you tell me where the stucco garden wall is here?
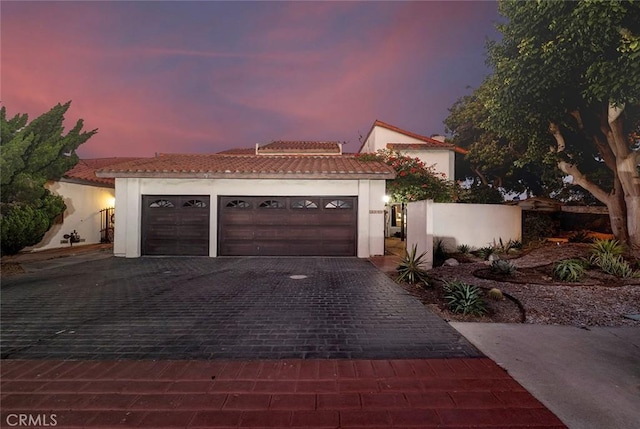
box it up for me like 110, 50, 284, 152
407, 200, 522, 268
26, 181, 115, 251
113, 177, 387, 258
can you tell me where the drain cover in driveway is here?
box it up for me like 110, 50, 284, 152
289, 275, 308, 279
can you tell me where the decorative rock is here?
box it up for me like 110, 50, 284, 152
443, 258, 459, 266
488, 254, 500, 262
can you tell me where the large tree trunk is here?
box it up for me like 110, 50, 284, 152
607, 104, 640, 254
550, 121, 630, 245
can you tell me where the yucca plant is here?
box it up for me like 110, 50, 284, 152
457, 244, 471, 254
397, 244, 430, 286
491, 259, 517, 275
443, 280, 487, 316
553, 259, 586, 282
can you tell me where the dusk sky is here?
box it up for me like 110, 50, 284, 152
1, 1, 502, 158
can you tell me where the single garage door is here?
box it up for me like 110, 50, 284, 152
218, 196, 357, 256
141, 195, 210, 256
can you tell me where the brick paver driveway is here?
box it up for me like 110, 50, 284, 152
1, 257, 480, 360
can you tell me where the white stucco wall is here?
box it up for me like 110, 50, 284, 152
113, 177, 387, 258
431, 203, 522, 252
26, 181, 115, 251
406, 201, 522, 269
361, 126, 454, 179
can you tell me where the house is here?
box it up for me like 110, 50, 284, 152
358, 119, 456, 179
358, 120, 457, 237
96, 141, 395, 258
26, 158, 137, 251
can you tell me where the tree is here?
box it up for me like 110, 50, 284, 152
357, 149, 455, 203
1, 102, 97, 254
482, 0, 640, 252
445, 81, 553, 198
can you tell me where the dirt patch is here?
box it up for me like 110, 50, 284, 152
1, 263, 25, 276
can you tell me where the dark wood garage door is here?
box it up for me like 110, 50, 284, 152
141, 195, 210, 256
218, 196, 357, 256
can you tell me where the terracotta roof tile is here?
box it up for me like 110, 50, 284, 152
386, 142, 454, 151
63, 158, 141, 186
96, 154, 396, 180
260, 141, 342, 154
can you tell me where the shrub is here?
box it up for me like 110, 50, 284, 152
590, 239, 625, 258
397, 244, 430, 286
443, 280, 487, 316
457, 244, 471, 254
433, 238, 448, 266
593, 253, 639, 278
523, 212, 554, 244
491, 259, 517, 275
475, 246, 494, 260
492, 238, 521, 254
553, 259, 586, 282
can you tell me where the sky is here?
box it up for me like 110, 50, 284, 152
1, 1, 502, 158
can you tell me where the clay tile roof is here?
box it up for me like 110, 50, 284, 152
63, 158, 141, 186
259, 141, 342, 154
386, 142, 454, 151
217, 148, 255, 155
96, 154, 396, 180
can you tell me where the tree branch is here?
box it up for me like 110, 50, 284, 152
557, 160, 611, 204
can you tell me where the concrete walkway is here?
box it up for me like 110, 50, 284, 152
451, 323, 640, 429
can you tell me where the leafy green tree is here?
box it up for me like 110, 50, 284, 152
445, 81, 551, 197
480, 0, 640, 251
1, 102, 97, 254
357, 149, 455, 203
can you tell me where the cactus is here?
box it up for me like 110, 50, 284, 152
488, 288, 504, 301
491, 259, 517, 275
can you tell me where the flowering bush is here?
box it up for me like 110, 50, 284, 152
357, 149, 455, 203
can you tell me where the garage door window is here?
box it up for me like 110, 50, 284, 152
291, 199, 318, 209
226, 199, 251, 208
183, 199, 207, 208
324, 199, 352, 209
259, 199, 285, 209
149, 199, 175, 208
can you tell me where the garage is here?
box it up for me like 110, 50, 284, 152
218, 196, 357, 256
141, 195, 210, 256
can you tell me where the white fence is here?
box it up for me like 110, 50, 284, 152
406, 200, 522, 269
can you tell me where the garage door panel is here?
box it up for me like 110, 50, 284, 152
142, 195, 210, 256
218, 196, 356, 256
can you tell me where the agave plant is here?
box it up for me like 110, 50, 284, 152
457, 244, 471, 254
590, 239, 625, 258
443, 280, 487, 316
594, 253, 640, 278
491, 259, 517, 275
396, 244, 430, 286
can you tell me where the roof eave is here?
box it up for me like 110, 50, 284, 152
96, 171, 396, 180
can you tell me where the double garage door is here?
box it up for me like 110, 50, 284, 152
141, 195, 357, 256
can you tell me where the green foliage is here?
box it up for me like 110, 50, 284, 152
491, 259, 517, 275
590, 239, 625, 258
357, 149, 455, 203
591, 253, 639, 278
493, 238, 521, 254
553, 259, 587, 282
396, 244, 430, 286
457, 244, 471, 254
450, 0, 640, 248
474, 246, 494, 261
443, 280, 488, 316
523, 213, 554, 244
456, 183, 505, 204
488, 288, 504, 301
0, 102, 96, 254
433, 238, 448, 265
